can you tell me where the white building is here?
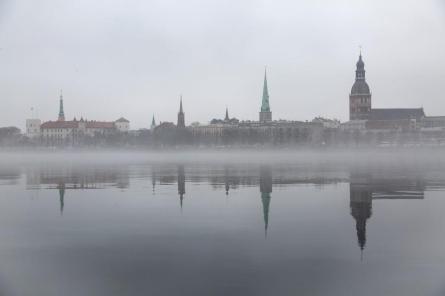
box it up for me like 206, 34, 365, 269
115, 117, 130, 132
26, 119, 41, 138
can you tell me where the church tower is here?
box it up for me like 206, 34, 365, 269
151, 115, 156, 131
259, 69, 272, 122
58, 90, 65, 122
349, 53, 371, 120
177, 96, 185, 128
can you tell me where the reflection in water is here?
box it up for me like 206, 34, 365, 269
3, 162, 445, 295
178, 165, 186, 210
58, 183, 65, 215
260, 166, 272, 237
349, 173, 425, 257
17, 164, 445, 251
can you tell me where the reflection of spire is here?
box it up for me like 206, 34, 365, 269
350, 182, 372, 256
224, 167, 229, 195
58, 183, 65, 215
151, 170, 156, 194
178, 165, 185, 210
260, 166, 272, 237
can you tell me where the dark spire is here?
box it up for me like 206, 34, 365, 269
58, 90, 65, 122
224, 106, 229, 121
177, 95, 185, 128
151, 114, 156, 130
355, 52, 366, 81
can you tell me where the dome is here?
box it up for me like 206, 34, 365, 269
351, 80, 370, 94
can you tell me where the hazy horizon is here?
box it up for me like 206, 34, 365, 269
1, 0, 445, 130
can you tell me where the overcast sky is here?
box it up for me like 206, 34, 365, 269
1, 0, 445, 129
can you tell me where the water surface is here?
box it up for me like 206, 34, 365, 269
0, 155, 445, 295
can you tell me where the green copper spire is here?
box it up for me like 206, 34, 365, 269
261, 68, 270, 112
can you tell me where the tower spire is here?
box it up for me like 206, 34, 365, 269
259, 67, 272, 122
151, 114, 156, 130
225, 106, 229, 121
177, 95, 185, 128
58, 90, 65, 122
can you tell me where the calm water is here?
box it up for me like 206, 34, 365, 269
1, 156, 445, 295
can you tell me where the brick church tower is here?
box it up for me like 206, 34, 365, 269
349, 53, 371, 120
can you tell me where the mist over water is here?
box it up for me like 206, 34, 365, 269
0, 151, 445, 295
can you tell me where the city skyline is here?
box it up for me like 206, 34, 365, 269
1, 0, 445, 129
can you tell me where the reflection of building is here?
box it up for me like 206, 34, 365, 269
26, 166, 130, 213
178, 165, 185, 209
349, 174, 425, 255
58, 183, 65, 215
260, 166, 272, 236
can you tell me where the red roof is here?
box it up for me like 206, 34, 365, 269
41, 121, 79, 129
41, 120, 115, 129
86, 121, 115, 129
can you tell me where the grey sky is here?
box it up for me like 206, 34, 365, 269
1, 0, 444, 129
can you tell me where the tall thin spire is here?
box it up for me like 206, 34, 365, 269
224, 106, 229, 121
58, 90, 65, 121
177, 95, 185, 128
259, 67, 272, 122
261, 67, 270, 112
151, 114, 156, 130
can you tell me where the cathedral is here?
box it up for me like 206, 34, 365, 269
348, 53, 426, 130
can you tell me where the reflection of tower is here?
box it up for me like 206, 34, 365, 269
58, 183, 65, 215
224, 167, 230, 195
349, 178, 372, 256
260, 166, 272, 236
151, 169, 156, 194
178, 165, 185, 209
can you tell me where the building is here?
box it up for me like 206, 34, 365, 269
349, 53, 372, 120
39, 95, 130, 146
183, 70, 323, 146
312, 117, 340, 129
115, 117, 130, 132
259, 69, 272, 122
25, 119, 41, 139
348, 53, 426, 131
177, 96, 185, 128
